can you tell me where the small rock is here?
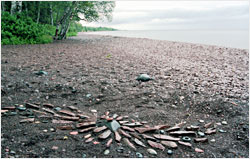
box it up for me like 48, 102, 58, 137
134, 138, 146, 147
93, 141, 100, 144
205, 128, 216, 135
195, 148, 204, 153
50, 128, 55, 132
10, 150, 15, 154
106, 138, 113, 147
153, 134, 180, 141
85, 137, 94, 143
69, 131, 78, 135
136, 152, 143, 158
82, 153, 87, 158
167, 149, 173, 155
52, 146, 58, 150
123, 138, 136, 150
219, 129, 227, 133
43, 129, 48, 133
194, 138, 208, 143
113, 114, 118, 119
147, 148, 157, 155
161, 141, 178, 148
63, 136, 68, 140
117, 146, 124, 153
222, 121, 228, 125
98, 130, 112, 139
86, 94, 92, 98
166, 126, 180, 132
178, 141, 192, 147
106, 120, 121, 132
104, 149, 110, 155
199, 120, 204, 123
204, 122, 214, 128
182, 136, 191, 142
197, 131, 205, 137
136, 74, 154, 82
169, 131, 196, 136
147, 140, 165, 150
54, 107, 62, 111
186, 125, 199, 131
115, 131, 122, 142
210, 139, 216, 142
17, 106, 26, 111
93, 126, 107, 133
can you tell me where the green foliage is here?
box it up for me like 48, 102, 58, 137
66, 32, 77, 37
1, 12, 55, 45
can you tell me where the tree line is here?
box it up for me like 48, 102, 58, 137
1, 1, 115, 44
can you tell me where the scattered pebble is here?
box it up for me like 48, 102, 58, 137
160, 130, 165, 134
63, 136, 68, 140
52, 146, 58, 150
50, 128, 55, 132
197, 131, 205, 137
10, 150, 15, 154
86, 94, 92, 98
70, 131, 78, 135
222, 121, 228, 125
43, 129, 48, 133
167, 149, 173, 155
199, 120, 204, 123
210, 139, 216, 142
182, 136, 191, 142
104, 149, 110, 155
82, 153, 87, 158
91, 109, 97, 113
195, 148, 204, 153
54, 107, 62, 111
117, 147, 124, 153
219, 129, 227, 133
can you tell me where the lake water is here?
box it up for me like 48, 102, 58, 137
85, 30, 249, 49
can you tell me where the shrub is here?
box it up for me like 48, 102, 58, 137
1, 12, 56, 45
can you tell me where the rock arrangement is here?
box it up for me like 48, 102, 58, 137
2, 103, 229, 157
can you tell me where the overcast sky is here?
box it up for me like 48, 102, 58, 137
80, 1, 249, 30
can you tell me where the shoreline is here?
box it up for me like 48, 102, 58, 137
81, 31, 249, 50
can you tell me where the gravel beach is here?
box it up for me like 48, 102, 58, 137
1, 33, 249, 158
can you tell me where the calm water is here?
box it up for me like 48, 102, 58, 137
85, 30, 249, 49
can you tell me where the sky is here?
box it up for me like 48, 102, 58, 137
80, 1, 249, 30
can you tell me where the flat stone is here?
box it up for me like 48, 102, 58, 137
121, 126, 135, 132
119, 120, 129, 124
59, 116, 79, 121
210, 139, 216, 142
153, 124, 170, 129
106, 138, 113, 147
1, 110, 9, 113
78, 127, 95, 133
142, 134, 156, 141
32, 110, 47, 115
182, 136, 191, 142
52, 120, 73, 124
219, 129, 227, 133
116, 116, 124, 121
58, 110, 76, 117
195, 148, 204, 153
204, 122, 214, 128
98, 130, 112, 139
130, 132, 142, 139
77, 114, 90, 119
161, 141, 178, 148
69, 131, 78, 135
169, 131, 196, 136
93, 126, 107, 133
135, 127, 157, 133
84, 134, 91, 139
43, 103, 54, 108
123, 138, 136, 150
147, 148, 157, 155
194, 138, 208, 143
199, 120, 204, 123
118, 129, 132, 138
42, 108, 55, 114
26, 103, 40, 109
166, 126, 180, 132
147, 140, 165, 150
153, 134, 180, 141
93, 141, 100, 144
67, 106, 78, 111
186, 125, 199, 131
20, 118, 35, 123
113, 114, 118, 119
54, 107, 62, 111
178, 141, 192, 147
76, 121, 96, 128
85, 137, 94, 143
205, 128, 216, 135
57, 125, 73, 130
115, 131, 122, 142
134, 138, 146, 147
123, 122, 143, 127
52, 146, 58, 150
106, 120, 121, 132
160, 130, 165, 134
17, 106, 26, 111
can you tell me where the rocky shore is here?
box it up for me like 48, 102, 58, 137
1, 33, 249, 158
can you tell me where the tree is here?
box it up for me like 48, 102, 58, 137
36, 1, 40, 23
56, 1, 115, 40
10, 1, 17, 15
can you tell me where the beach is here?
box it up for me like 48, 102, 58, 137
1, 33, 249, 158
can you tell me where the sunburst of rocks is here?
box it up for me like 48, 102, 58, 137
2, 102, 228, 157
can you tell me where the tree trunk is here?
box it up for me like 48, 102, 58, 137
50, 3, 53, 26
57, 2, 77, 40
36, 1, 40, 24
1, 1, 5, 12
24, 1, 28, 14
17, 1, 22, 13
11, 1, 17, 15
